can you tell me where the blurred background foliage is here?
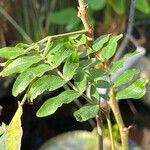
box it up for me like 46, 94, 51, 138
0, 0, 150, 44
0, 0, 150, 150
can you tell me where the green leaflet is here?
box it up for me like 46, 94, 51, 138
74, 70, 87, 93
37, 90, 80, 117
74, 104, 99, 122
79, 58, 99, 70
50, 42, 75, 67
28, 75, 66, 100
1, 55, 43, 77
136, 0, 150, 14
92, 34, 110, 51
79, 34, 110, 58
90, 85, 99, 103
108, 0, 125, 15
46, 42, 64, 58
63, 51, 79, 81
113, 69, 140, 87
101, 34, 122, 61
110, 59, 124, 74
12, 64, 51, 97
96, 80, 110, 88
86, 68, 105, 82
0, 47, 24, 59
85, 0, 106, 11
116, 78, 149, 100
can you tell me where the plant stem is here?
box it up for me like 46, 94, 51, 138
77, 0, 93, 44
96, 112, 103, 150
20, 94, 28, 107
38, 30, 86, 44
24, 30, 86, 53
109, 87, 128, 150
106, 112, 115, 150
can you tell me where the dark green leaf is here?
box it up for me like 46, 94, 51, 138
74, 70, 87, 93
1, 55, 42, 77
28, 75, 66, 100
90, 85, 99, 103
49, 7, 80, 30
86, 68, 105, 81
12, 64, 51, 97
116, 78, 149, 100
74, 104, 99, 122
136, 0, 150, 14
85, 0, 106, 11
114, 69, 139, 87
101, 34, 122, 61
79, 58, 99, 70
96, 80, 110, 88
92, 34, 110, 52
0, 47, 24, 59
37, 90, 80, 117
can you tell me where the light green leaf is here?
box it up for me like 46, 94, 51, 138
29, 75, 66, 100
12, 64, 51, 97
85, 0, 106, 11
74, 70, 87, 93
37, 90, 80, 117
114, 69, 140, 87
101, 34, 122, 61
74, 105, 99, 122
50, 42, 74, 67
108, 0, 125, 15
110, 59, 124, 74
63, 51, 79, 81
136, 0, 150, 14
1, 55, 42, 77
116, 78, 149, 100
0, 47, 24, 59
92, 34, 110, 51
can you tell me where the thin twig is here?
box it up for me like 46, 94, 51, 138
0, 6, 33, 44
106, 112, 115, 150
114, 0, 136, 60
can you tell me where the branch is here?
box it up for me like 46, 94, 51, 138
77, 0, 94, 44
109, 87, 128, 150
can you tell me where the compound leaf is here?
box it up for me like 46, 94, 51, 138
74, 104, 99, 122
